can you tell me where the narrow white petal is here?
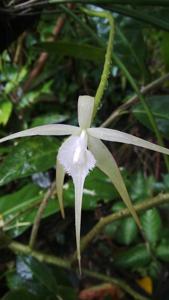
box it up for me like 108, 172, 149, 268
58, 133, 96, 271
0, 124, 80, 143
56, 158, 65, 218
88, 136, 141, 229
88, 127, 169, 156
78, 95, 95, 129
73, 173, 85, 273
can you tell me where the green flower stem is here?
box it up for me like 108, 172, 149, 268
8, 241, 149, 300
71, 192, 169, 262
81, 7, 115, 117
80, 7, 169, 170
114, 55, 169, 171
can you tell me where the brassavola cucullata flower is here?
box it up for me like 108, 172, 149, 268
1, 95, 169, 271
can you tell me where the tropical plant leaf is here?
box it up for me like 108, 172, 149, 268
133, 96, 169, 138
108, 5, 169, 31
40, 41, 105, 62
2, 289, 40, 300
114, 244, 151, 268
141, 208, 162, 245
115, 217, 138, 245
156, 242, 169, 262
0, 137, 60, 186
0, 100, 13, 126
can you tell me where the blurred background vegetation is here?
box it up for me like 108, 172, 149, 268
1, 1, 169, 299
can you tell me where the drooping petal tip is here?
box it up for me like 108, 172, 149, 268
56, 158, 66, 219
88, 136, 142, 229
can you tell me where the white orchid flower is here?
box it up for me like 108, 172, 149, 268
1, 95, 169, 271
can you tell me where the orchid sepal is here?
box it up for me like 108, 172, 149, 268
88, 127, 169, 156
88, 136, 142, 229
0, 124, 80, 143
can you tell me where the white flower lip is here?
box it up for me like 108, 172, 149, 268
1, 94, 169, 271
73, 130, 87, 164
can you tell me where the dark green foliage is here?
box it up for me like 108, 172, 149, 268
114, 244, 151, 268
133, 96, 169, 138
156, 242, 169, 262
1, 2, 169, 299
141, 208, 162, 245
0, 137, 60, 186
115, 217, 138, 245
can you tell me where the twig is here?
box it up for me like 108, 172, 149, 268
71, 192, 169, 262
22, 3, 74, 93
83, 270, 149, 300
101, 72, 169, 128
23, 14, 66, 92
13, 32, 27, 65
9, 240, 70, 268
8, 241, 149, 300
29, 182, 56, 249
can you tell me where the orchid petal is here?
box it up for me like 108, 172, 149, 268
0, 124, 80, 143
88, 127, 169, 156
73, 173, 85, 273
78, 95, 94, 129
58, 133, 96, 271
56, 158, 65, 219
88, 136, 141, 229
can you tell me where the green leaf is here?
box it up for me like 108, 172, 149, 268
0, 137, 60, 186
57, 286, 76, 300
115, 217, 138, 245
130, 172, 155, 201
82, 168, 118, 206
111, 202, 138, 245
18, 81, 52, 109
141, 208, 162, 244
104, 222, 120, 237
114, 244, 151, 268
4, 67, 27, 95
109, 5, 169, 31
115, 22, 147, 79
6, 259, 58, 300
25, 260, 77, 299
2, 168, 117, 237
0, 101, 13, 126
24, 258, 58, 294
162, 173, 169, 191
0, 184, 41, 216
161, 32, 169, 70
132, 96, 169, 138
31, 113, 69, 127
40, 41, 105, 62
156, 242, 169, 262
2, 289, 40, 300
0, 183, 42, 236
